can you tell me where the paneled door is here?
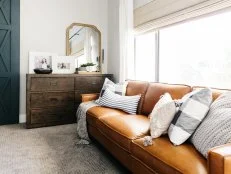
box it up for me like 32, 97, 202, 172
0, 0, 19, 124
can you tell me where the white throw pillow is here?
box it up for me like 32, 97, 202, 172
149, 93, 177, 138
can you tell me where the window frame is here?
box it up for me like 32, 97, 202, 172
134, 9, 231, 87
134, 31, 158, 82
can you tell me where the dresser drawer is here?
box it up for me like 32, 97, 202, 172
26, 74, 113, 128
75, 77, 105, 92
30, 92, 75, 108
30, 108, 75, 124
30, 77, 74, 91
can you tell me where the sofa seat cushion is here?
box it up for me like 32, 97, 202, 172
97, 114, 150, 151
131, 137, 207, 174
86, 106, 127, 126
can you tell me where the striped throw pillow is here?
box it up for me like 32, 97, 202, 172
98, 89, 141, 114
168, 88, 212, 145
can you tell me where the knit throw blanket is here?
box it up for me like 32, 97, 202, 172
76, 101, 99, 144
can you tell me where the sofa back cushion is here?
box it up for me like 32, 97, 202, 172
142, 83, 192, 116
126, 81, 149, 114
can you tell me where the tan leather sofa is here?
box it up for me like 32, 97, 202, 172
81, 81, 231, 174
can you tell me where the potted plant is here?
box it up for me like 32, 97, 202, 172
79, 63, 96, 72
78, 63, 88, 71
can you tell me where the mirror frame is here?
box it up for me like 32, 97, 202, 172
66, 23, 102, 73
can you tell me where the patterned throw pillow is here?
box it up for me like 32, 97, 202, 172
191, 92, 231, 158
98, 89, 141, 114
168, 88, 212, 145
150, 93, 177, 138
96, 78, 127, 103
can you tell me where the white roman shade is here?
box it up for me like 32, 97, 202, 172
134, 0, 231, 34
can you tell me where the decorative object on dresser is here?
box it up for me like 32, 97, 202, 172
33, 68, 53, 74
26, 74, 113, 128
80, 63, 97, 72
66, 23, 102, 74
29, 52, 57, 73
52, 56, 76, 74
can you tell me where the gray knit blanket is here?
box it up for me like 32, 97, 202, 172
76, 101, 99, 144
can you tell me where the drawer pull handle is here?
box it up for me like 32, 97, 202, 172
50, 82, 57, 86
91, 82, 97, 85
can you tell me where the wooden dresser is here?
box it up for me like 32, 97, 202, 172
26, 74, 113, 128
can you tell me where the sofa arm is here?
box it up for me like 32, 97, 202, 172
81, 93, 99, 102
208, 143, 231, 174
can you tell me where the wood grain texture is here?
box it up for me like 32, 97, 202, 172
30, 77, 75, 91
26, 74, 113, 128
30, 92, 75, 108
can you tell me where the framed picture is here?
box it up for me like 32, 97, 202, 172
52, 56, 76, 74
29, 52, 57, 73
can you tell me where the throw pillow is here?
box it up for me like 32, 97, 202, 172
98, 88, 141, 114
149, 93, 177, 138
96, 78, 127, 102
191, 92, 231, 158
168, 88, 212, 145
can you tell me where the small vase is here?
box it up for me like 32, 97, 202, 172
78, 67, 87, 71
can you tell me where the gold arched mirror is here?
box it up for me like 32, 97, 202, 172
66, 23, 101, 73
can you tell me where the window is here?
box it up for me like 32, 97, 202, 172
134, 10, 231, 88
134, 32, 156, 81
159, 11, 231, 88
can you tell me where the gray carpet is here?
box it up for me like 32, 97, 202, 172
0, 124, 128, 174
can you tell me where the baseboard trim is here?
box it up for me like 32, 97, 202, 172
19, 114, 26, 123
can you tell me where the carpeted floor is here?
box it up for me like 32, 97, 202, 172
0, 124, 128, 174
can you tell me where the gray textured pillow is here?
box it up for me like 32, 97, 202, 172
168, 88, 212, 145
98, 88, 141, 114
191, 92, 231, 158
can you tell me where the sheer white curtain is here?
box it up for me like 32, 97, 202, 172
119, 0, 134, 82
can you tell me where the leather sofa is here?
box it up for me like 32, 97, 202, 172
81, 81, 231, 174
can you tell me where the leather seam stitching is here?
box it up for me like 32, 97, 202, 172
99, 118, 145, 142
132, 142, 182, 173
96, 126, 131, 153
131, 155, 160, 174
98, 119, 134, 144
139, 83, 149, 114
